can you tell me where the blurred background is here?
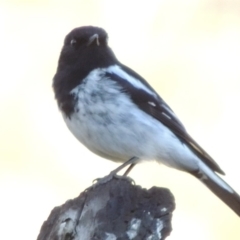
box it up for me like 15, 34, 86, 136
0, 0, 240, 239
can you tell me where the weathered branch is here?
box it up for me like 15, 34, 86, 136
37, 177, 175, 240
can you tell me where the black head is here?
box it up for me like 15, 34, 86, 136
64, 26, 108, 49
53, 26, 118, 116
56, 26, 118, 76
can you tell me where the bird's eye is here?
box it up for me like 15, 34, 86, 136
70, 39, 77, 46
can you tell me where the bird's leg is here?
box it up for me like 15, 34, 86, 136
110, 157, 138, 176
123, 163, 137, 176
92, 157, 139, 186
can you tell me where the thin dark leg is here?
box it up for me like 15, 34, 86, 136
92, 157, 139, 186
123, 163, 137, 176
110, 157, 139, 175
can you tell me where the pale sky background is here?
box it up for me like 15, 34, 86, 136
0, 0, 240, 239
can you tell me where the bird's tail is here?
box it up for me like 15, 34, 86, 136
190, 161, 240, 217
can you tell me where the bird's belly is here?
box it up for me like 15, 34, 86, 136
63, 108, 157, 162
63, 99, 199, 171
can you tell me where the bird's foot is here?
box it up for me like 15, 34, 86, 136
84, 158, 138, 192
93, 171, 135, 186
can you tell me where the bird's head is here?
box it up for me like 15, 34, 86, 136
64, 26, 108, 50
57, 26, 117, 71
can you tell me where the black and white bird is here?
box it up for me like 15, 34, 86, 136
53, 26, 240, 216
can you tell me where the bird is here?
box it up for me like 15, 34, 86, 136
53, 26, 240, 217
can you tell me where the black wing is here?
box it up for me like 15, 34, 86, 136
106, 64, 225, 175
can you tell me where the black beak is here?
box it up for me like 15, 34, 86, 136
87, 34, 100, 46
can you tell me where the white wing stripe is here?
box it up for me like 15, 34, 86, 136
106, 65, 157, 97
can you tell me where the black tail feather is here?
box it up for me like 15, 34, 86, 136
191, 170, 240, 217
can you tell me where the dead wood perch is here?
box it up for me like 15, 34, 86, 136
37, 177, 175, 240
